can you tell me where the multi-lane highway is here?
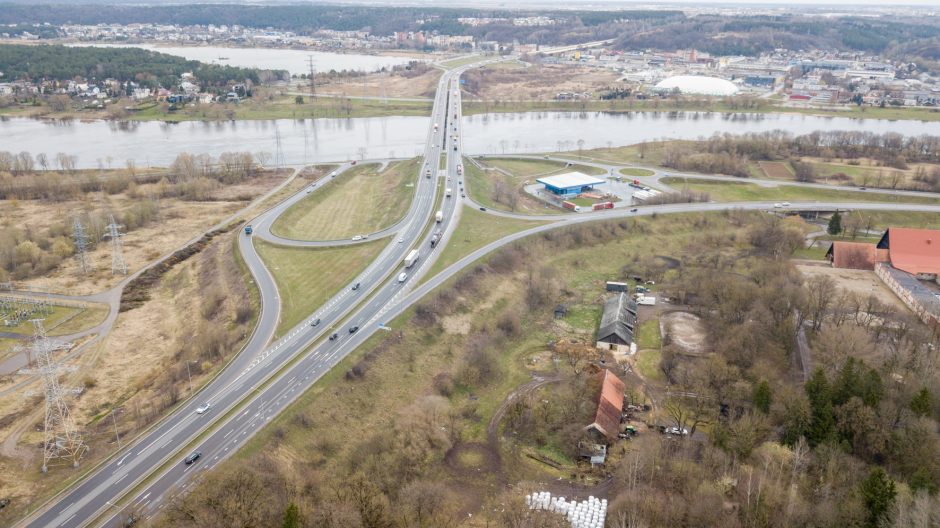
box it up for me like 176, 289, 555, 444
21, 58, 482, 528
20, 51, 940, 528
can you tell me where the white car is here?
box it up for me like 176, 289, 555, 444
398, 272, 408, 283
667, 426, 689, 436
781, 201, 791, 207
773, 203, 783, 208
398, 237, 404, 244
195, 402, 211, 414
351, 235, 363, 241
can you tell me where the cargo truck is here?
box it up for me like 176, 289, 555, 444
435, 210, 443, 223
457, 164, 463, 175
430, 230, 443, 247
404, 249, 419, 268
445, 188, 452, 197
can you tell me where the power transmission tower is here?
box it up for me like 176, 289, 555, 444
72, 218, 90, 274
30, 320, 85, 472
306, 55, 316, 97
104, 215, 127, 275
274, 127, 284, 171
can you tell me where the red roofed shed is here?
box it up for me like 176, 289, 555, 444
877, 228, 940, 277
585, 369, 625, 443
826, 241, 889, 270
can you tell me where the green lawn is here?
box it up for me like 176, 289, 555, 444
464, 159, 563, 215
564, 304, 602, 332
662, 177, 940, 205
482, 157, 606, 178
439, 54, 485, 70
792, 245, 829, 260
636, 319, 662, 350
635, 349, 664, 383
423, 205, 548, 281
254, 239, 385, 337
271, 160, 419, 240
619, 168, 656, 177
1, 303, 108, 336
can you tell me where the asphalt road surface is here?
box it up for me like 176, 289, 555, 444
20, 54, 940, 528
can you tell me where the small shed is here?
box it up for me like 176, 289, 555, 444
605, 281, 630, 293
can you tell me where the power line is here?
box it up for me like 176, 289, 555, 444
104, 214, 127, 276
72, 218, 90, 274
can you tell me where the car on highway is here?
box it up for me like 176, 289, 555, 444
773, 203, 783, 208
398, 236, 404, 243
398, 272, 407, 283
329, 333, 338, 341
351, 160, 357, 165
479, 206, 486, 211
461, 193, 466, 198
781, 201, 791, 207
352, 235, 363, 241
311, 318, 321, 327
349, 325, 359, 334
184, 451, 202, 465
630, 208, 638, 212
351, 282, 361, 291
195, 402, 211, 414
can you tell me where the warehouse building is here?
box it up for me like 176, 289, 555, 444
584, 368, 625, 444
536, 172, 606, 197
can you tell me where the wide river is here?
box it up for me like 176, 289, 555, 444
66, 43, 420, 75
2, 111, 939, 169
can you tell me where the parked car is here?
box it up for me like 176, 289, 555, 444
311, 318, 321, 327
479, 207, 487, 211
184, 451, 202, 465
630, 208, 638, 212
349, 325, 359, 334
195, 402, 211, 414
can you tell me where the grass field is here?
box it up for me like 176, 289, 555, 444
1, 303, 108, 337
254, 239, 385, 337
662, 177, 940, 205
482, 157, 606, 178
272, 160, 418, 240
619, 167, 656, 177
440, 54, 485, 70
423, 205, 548, 281
464, 159, 561, 215
759, 161, 794, 180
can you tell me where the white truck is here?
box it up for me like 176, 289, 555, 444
435, 210, 443, 223
445, 188, 452, 197
456, 164, 463, 175
636, 296, 656, 306
404, 249, 419, 268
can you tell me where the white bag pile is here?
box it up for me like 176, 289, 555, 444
525, 491, 607, 528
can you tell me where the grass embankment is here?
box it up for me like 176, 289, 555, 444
271, 160, 418, 241
483, 157, 606, 178
439, 54, 484, 70
254, 239, 385, 337
662, 177, 940, 205
129, 95, 432, 122
423, 205, 548, 281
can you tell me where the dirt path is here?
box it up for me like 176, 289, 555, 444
486, 374, 563, 449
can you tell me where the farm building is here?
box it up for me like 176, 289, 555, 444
876, 228, 940, 281
596, 292, 638, 355
536, 172, 606, 197
826, 241, 888, 271
584, 369, 625, 443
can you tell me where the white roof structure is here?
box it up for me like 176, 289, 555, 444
536, 172, 606, 189
654, 75, 739, 96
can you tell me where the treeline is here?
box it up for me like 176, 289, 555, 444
615, 15, 940, 57
661, 130, 940, 183
0, 4, 681, 46
0, 44, 285, 87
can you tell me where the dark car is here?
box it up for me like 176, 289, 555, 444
329, 333, 338, 341
184, 451, 202, 465
630, 208, 638, 212
349, 325, 359, 334
351, 282, 361, 291
311, 318, 321, 327
479, 207, 487, 211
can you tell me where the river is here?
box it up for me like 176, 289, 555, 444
2, 110, 939, 169
65, 43, 421, 75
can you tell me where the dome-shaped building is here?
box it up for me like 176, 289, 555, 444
654, 75, 739, 96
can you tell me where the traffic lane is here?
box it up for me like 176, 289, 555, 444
50, 66, 464, 528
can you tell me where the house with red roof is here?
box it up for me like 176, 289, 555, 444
876, 228, 940, 281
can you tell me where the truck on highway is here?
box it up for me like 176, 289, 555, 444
433, 123, 439, 131
435, 210, 443, 223
426, 168, 432, 178
244, 225, 253, 235
404, 249, 419, 268
430, 230, 443, 247
457, 164, 463, 175
446, 188, 452, 197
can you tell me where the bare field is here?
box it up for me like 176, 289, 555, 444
461, 63, 621, 101
315, 68, 441, 99
759, 161, 794, 180
796, 265, 905, 310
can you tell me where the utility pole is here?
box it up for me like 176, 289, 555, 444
104, 215, 127, 275
111, 409, 122, 448
306, 55, 316, 98
186, 360, 193, 394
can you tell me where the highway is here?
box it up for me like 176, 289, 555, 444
20, 52, 940, 528
21, 58, 482, 528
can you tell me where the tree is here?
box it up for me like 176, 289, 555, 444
860, 467, 896, 528
294, 95, 304, 104
753, 380, 772, 414
804, 368, 835, 446
827, 211, 842, 236
910, 388, 933, 418
281, 502, 301, 528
